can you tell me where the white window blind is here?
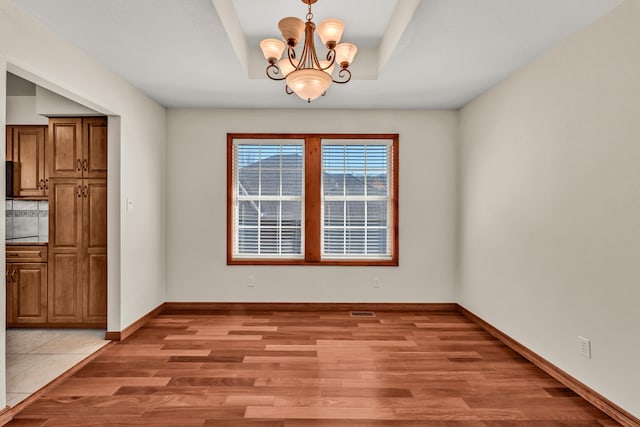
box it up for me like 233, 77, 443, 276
321, 140, 393, 259
233, 140, 304, 258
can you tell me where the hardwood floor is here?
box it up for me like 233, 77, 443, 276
5, 307, 620, 426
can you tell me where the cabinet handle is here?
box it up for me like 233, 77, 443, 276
45, 178, 49, 190
82, 159, 88, 172
11, 269, 16, 283
83, 185, 88, 198
77, 185, 83, 198
77, 159, 82, 171
39, 179, 45, 190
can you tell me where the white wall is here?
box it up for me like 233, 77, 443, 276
0, 57, 8, 408
35, 86, 100, 117
0, 0, 167, 334
166, 109, 457, 302
459, 0, 639, 418
6, 88, 99, 125
6, 96, 47, 125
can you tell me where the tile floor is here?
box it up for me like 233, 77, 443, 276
6, 328, 109, 407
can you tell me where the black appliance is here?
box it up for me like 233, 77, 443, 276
6, 161, 20, 198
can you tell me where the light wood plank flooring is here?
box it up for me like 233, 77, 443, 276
6, 308, 619, 426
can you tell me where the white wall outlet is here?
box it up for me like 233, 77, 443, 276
373, 277, 380, 288
247, 275, 255, 288
578, 336, 591, 358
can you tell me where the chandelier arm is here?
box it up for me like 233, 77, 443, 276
322, 49, 336, 70
285, 85, 294, 95
287, 46, 297, 64
306, 23, 323, 70
266, 63, 286, 81
332, 67, 352, 84
309, 29, 329, 71
298, 22, 314, 69
310, 42, 324, 70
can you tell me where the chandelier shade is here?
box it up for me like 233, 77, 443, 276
334, 43, 358, 67
278, 59, 296, 77
278, 17, 305, 45
259, 39, 286, 62
317, 18, 344, 46
286, 69, 332, 102
260, 0, 357, 103
319, 60, 335, 76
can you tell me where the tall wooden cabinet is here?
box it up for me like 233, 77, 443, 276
6, 125, 49, 198
47, 117, 107, 326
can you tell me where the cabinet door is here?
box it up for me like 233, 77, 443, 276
48, 118, 82, 179
8, 263, 48, 325
83, 118, 107, 179
11, 126, 47, 198
82, 179, 107, 324
48, 178, 83, 323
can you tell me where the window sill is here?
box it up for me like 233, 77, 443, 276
227, 258, 399, 267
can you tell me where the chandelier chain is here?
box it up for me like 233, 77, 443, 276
306, 2, 313, 22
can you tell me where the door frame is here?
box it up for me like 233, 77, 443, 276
1, 61, 122, 409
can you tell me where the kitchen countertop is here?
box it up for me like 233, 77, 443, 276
6, 239, 48, 245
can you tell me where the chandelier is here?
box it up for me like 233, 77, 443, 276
259, 0, 358, 103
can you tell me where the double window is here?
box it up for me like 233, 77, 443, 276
227, 134, 398, 266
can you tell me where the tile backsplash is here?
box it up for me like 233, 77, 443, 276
5, 200, 48, 242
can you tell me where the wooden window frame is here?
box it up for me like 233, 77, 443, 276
227, 133, 399, 266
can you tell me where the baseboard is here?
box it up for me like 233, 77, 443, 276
105, 302, 165, 341
105, 302, 457, 340
162, 302, 458, 313
0, 341, 113, 426
458, 304, 640, 427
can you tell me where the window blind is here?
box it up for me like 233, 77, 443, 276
321, 140, 393, 259
233, 141, 304, 258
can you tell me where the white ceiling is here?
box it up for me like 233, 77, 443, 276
233, 0, 397, 48
9, 0, 623, 109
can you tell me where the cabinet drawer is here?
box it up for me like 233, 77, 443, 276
6, 245, 48, 263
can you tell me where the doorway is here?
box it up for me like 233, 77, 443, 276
4, 72, 114, 408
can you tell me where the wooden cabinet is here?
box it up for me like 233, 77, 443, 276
6, 245, 48, 326
48, 179, 83, 323
6, 125, 49, 198
83, 180, 108, 323
4, 117, 107, 328
48, 118, 107, 179
48, 178, 107, 325
48, 117, 107, 327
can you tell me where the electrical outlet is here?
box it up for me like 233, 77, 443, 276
373, 277, 380, 288
247, 275, 255, 288
578, 336, 591, 358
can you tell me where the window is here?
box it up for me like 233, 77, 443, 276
231, 140, 305, 258
228, 134, 398, 266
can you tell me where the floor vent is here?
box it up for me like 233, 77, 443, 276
350, 311, 376, 317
